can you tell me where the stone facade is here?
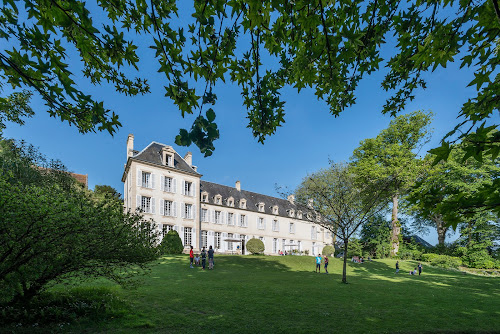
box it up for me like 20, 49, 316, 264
122, 134, 333, 255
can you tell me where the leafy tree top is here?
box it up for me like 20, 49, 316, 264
0, 0, 497, 157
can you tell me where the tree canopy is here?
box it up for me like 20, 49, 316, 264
1, 0, 498, 157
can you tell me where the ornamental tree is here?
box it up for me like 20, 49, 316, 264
294, 162, 388, 283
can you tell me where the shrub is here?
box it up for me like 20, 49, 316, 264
322, 245, 335, 256
421, 253, 462, 269
347, 238, 363, 257
246, 238, 265, 254
160, 230, 184, 254
460, 248, 499, 269
397, 242, 423, 260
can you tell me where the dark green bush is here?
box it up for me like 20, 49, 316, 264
421, 253, 462, 269
160, 230, 184, 254
322, 245, 335, 256
347, 238, 363, 257
457, 247, 499, 269
397, 242, 423, 260
246, 238, 265, 254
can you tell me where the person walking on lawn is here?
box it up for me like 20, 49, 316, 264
324, 255, 329, 274
208, 245, 215, 270
418, 263, 423, 276
201, 247, 207, 270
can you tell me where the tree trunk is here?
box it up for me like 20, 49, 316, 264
342, 240, 348, 284
433, 215, 447, 246
390, 194, 400, 257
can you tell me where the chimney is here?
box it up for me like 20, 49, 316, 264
127, 134, 134, 159
235, 180, 241, 191
184, 152, 192, 166
287, 194, 295, 205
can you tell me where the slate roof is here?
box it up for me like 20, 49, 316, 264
132, 142, 200, 175
200, 180, 299, 219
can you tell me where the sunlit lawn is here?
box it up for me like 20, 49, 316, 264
18, 255, 500, 333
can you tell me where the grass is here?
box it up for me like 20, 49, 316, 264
3, 255, 500, 333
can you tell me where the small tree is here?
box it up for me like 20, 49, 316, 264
322, 245, 335, 256
160, 230, 184, 255
295, 162, 388, 283
246, 238, 265, 255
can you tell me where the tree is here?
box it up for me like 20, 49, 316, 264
246, 238, 265, 254
360, 214, 392, 259
406, 143, 500, 242
1, 1, 497, 158
294, 162, 387, 283
0, 138, 160, 305
351, 111, 432, 256
159, 230, 184, 255
94, 184, 123, 202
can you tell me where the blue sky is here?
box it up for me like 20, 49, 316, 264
3, 5, 497, 245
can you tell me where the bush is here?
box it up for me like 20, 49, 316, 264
421, 253, 462, 269
347, 238, 363, 257
322, 245, 335, 256
246, 238, 265, 254
397, 241, 423, 260
160, 230, 184, 254
459, 248, 499, 269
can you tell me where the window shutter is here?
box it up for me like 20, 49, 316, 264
137, 170, 141, 187
236, 214, 240, 226
181, 203, 186, 218
151, 198, 156, 214
191, 183, 196, 197
174, 225, 178, 232
211, 210, 215, 223
173, 202, 177, 217
136, 195, 141, 209
192, 205, 196, 220
173, 178, 177, 193
263, 218, 267, 229
151, 173, 156, 189
160, 175, 165, 191
226, 212, 230, 225
181, 179, 185, 195
245, 215, 248, 227
159, 199, 164, 216
192, 228, 196, 245
256, 217, 259, 227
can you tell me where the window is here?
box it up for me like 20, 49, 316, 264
259, 236, 264, 243
184, 227, 192, 246
183, 203, 193, 219
201, 193, 208, 202
165, 154, 173, 166
240, 234, 246, 241
240, 199, 246, 209
227, 197, 234, 207
215, 232, 221, 249
239, 214, 247, 227
289, 222, 295, 234
258, 203, 265, 212
215, 211, 221, 224
258, 217, 265, 230
162, 224, 173, 237
201, 230, 207, 248
141, 196, 151, 213
164, 177, 173, 192
273, 238, 278, 253
201, 209, 208, 222
184, 181, 193, 196
228, 212, 234, 225
227, 233, 233, 251
273, 206, 279, 215
298, 241, 302, 251
288, 209, 295, 218
297, 211, 302, 219
272, 220, 279, 232
163, 200, 173, 216
215, 195, 222, 205
311, 226, 317, 240
142, 171, 151, 188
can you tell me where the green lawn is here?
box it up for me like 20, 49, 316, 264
11, 255, 500, 333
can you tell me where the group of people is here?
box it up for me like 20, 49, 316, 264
315, 254, 329, 274
395, 261, 423, 275
189, 245, 215, 270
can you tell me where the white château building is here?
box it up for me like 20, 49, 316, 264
122, 134, 333, 255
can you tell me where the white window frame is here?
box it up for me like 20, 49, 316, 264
272, 220, 279, 232
273, 238, 278, 253
258, 217, 265, 230
215, 210, 221, 224
215, 232, 221, 249
184, 227, 192, 246
311, 226, 317, 240
289, 222, 295, 234
201, 230, 208, 248
201, 208, 209, 222
239, 214, 247, 227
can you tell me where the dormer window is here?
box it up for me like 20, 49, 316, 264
227, 197, 234, 207
258, 202, 265, 212
272, 206, 279, 215
165, 154, 173, 166
201, 192, 208, 203
297, 210, 302, 219
240, 199, 247, 209
288, 209, 295, 218
214, 195, 222, 205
